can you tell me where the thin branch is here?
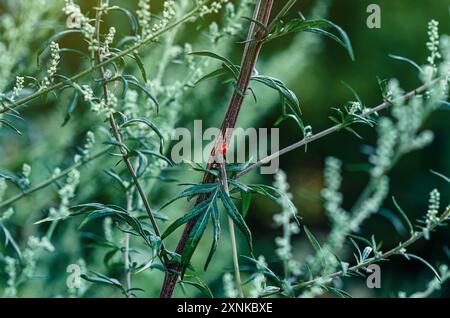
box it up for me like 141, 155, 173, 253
267, 0, 298, 32
123, 168, 137, 298
236, 77, 443, 179
219, 162, 244, 298
261, 207, 450, 298
159, 0, 274, 298
0, 147, 110, 211
93, 1, 168, 264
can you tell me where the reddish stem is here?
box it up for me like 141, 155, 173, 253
159, 0, 274, 298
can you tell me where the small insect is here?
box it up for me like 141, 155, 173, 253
220, 144, 228, 155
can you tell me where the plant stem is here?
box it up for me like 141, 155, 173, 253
267, 0, 298, 32
219, 163, 244, 298
159, 0, 274, 298
261, 207, 450, 298
123, 231, 131, 296
236, 77, 443, 178
93, 0, 168, 264
124, 178, 136, 298
0, 147, 110, 212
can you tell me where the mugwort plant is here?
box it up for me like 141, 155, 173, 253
0, 0, 448, 298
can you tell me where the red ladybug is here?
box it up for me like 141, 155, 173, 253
220, 144, 228, 155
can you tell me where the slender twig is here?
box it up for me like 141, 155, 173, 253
123, 174, 137, 298
93, 1, 168, 264
261, 207, 450, 298
236, 77, 443, 179
219, 162, 244, 298
0, 6, 200, 115
0, 147, 110, 212
123, 230, 132, 297
267, 0, 298, 32
159, 0, 274, 298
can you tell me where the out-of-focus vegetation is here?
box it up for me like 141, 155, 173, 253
0, 0, 449, 298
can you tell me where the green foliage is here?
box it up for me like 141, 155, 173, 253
0, 0, 448, 299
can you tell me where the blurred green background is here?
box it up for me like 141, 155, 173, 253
0, 0, 449, 298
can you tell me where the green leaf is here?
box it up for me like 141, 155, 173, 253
73, 204, 154, 246
62, 92, 79, 126
269, 19, 354, 61
121, 118, 164, 154
404, 253, 441, 281
125, 78, 159, 113
103, 248, 120, 267
392, 197, 414, 235
440, 101, 450, 110
140, 149, 173, 167
204, 200, 220, 270
135, 150, 148, 178
341, 81, 363, 106
37, 30, 82, 67
0, 119, 22, 136
303, 226, 322, 255
1, 224, 22, 259
81, 271, 127, 294
344, 126, 363, 139
326, 286, 352, 298
159, 183, 218, 210
389, 54, 423, 73
378, 208, 407, 236
194, 67, 229, 85
132, 52, 148, 82
241, 191, 252, 219
241, 255, 281, 283
181, 202, 213, 276
242, 16, 269, 35
109, 6, 139, 35
349, 237, 363, 263
189, 51, 238, 75
104, 169, 128, 189
252, 75, 301, 116
161, 198, 215, 240
181, 275, 214, 298
228, 179, 252, 193
0, 172, 28, 190
430, 170, 450, 183
219, 186, 253, 253
348, 234, 372, 248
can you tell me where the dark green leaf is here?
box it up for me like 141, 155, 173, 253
132, 52, 148, 82
159, 183, 218, 210
109, 6, 139, 35
125, 79, 159, 113
189, 51, 238, 75
269, 19, 354, 61
204, 200, 220, 270
0, 119, 22, 136
219, 186, 253, 253
392, 197, 414, 235
241, 191, 252, 219
430, 170, 450, 184
1, 224, 22, 258
181, 203, 212, 276
389, 54, 423, 73
404, 253, 441, 281
37, 30, 81, 67
304, 226, 322, 255
181, 275, 214, 298
161, 198, 215, 240
81, 271, 126, 294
